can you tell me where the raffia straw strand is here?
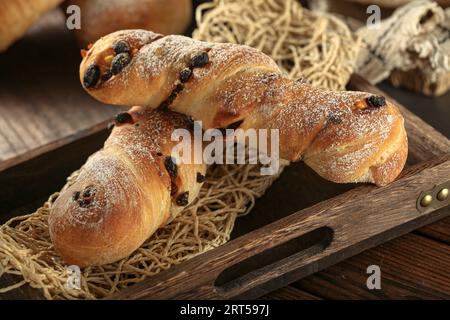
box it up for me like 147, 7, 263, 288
194, 0, 360, 90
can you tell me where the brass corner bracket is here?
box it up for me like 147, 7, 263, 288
417, 180, 450, 213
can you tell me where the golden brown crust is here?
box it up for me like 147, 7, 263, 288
67, 0, 192, 46
80, 30, 408, 186
303, 96, 408, 185
0, 0, 63, 52
49, 108, 206, 266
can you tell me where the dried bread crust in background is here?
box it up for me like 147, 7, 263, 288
355, 1, 450, 95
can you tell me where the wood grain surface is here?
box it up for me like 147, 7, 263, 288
0, 9, 118, 162
0, 4, 449, 300
290, 232, 450, 299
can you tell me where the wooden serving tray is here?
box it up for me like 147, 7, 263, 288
0, 75, 449, 300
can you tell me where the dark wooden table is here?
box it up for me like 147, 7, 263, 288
0, 9, 449, 300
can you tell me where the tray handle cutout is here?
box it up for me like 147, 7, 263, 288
214, 226, 333, 296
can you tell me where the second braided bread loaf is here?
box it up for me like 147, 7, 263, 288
80, 30, 408, 186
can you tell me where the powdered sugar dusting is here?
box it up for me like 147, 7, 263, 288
133, 35, 212, 81
86, 30, 406, 184
51, 110, 191, 232
50, 151, 140, 238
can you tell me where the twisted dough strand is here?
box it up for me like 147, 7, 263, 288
49, 107, 206, 266
80, 30, 407, 186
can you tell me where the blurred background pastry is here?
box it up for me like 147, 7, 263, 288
66, 0, 193, 46
0, 0, 64, 52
